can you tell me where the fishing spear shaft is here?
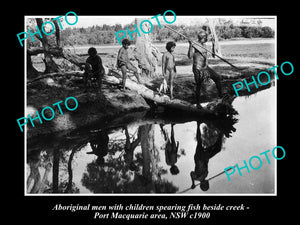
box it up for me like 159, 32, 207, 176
177, 166, 236, 194
164, 25, 241, 70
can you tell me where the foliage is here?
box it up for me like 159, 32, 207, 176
25, 18, 274, 47
59, 24, 274, 46
216, 25, 274, 40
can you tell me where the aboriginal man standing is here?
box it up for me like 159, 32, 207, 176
188, 30, 223, 108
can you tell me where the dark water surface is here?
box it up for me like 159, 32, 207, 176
26, 87, 276, 194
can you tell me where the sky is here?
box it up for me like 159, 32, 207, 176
70, 16, 276, 30
27, 15, 275, 32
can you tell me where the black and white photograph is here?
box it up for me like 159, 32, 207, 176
23, 14, 278, 195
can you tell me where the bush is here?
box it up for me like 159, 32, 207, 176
59, 24, 275, 46
217, 25, 274, 39
261, 26, 275, 38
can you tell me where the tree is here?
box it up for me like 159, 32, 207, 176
88, 33, 98, 45
134, 18, 161, 77
244, 27, 255, 38
233, 26, 242, 38
114, 23, 122, 32
261, 26, 274, 38
156, 29, 169, 42
26, 17, 86, 79
27, 18, 60, 77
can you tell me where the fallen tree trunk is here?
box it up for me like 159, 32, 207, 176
27, 66, 232, 117
28, 46, 86, 68
106, 69, 213, 116
61, 49, 86, 69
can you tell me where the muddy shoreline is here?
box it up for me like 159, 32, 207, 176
26, 64, 274, 144
27, 39, 275, 142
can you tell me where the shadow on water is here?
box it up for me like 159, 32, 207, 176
26, 86, 275, 194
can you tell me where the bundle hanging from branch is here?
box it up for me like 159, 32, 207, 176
207, 18, 222, 57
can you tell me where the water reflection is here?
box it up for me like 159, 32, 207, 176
26, 88, 276, 194
191, 121, 229, 192
161, 124, 180, 175
87, 130, 109, 166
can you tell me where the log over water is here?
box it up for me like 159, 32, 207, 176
105, 69, 230, 117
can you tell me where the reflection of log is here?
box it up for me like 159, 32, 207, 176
106, 110, 205, 132
105, 70, 213, 116
107, 107, 237, 139
140, 125, 153, 182
140, 124, 160, 193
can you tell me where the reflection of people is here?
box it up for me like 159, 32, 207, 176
190, 122, 223, 191
87, 130, 109, 166
187, 30, 223, 108
160, 124, 180, 175
124, 126, 141, 171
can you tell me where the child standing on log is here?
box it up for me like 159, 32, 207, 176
162, 41, 177, 99
117, 39, 141, 90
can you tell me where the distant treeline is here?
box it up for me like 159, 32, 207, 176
28, 23, 275, 47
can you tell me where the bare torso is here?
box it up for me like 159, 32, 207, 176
162, 51, 176, 72
192, 44, 208, 69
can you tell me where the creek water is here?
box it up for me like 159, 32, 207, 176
26, 86, 276, 194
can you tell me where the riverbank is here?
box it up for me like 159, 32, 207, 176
27, 39, 275, 141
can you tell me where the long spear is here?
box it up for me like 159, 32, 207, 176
164, 25, 241, 70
